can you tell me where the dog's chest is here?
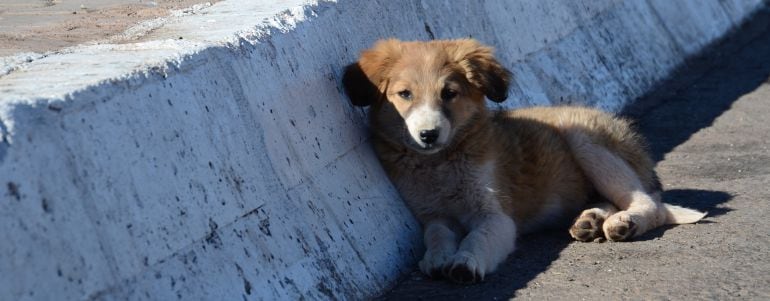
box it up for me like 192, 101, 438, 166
389, 155, 497, 221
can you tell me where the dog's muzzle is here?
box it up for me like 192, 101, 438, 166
405, 104, 451, 153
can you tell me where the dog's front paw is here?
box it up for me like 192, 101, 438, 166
419, 249, 454, 279
444, 251, 485, 284
603, 211, 639, 242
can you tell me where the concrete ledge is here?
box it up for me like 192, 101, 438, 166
0, 0, 764, 299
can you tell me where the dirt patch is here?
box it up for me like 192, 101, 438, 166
0, 0, 220, 57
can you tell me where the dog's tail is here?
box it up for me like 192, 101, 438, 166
663, 203, 707, 224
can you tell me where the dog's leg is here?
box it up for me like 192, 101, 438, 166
419, 219, 460, 278
446, 211, 516, 283
569, 202, 618, 242
565, 132, 665, 241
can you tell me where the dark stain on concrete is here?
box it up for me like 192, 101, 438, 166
243, 277, 253, 295
41, 198, 51, 213
258, 217, 272, 237
316, 278, 335, 300
7, 182, 20, 201
47, 104, 62, 112
235, 263, 252, 295
205, 218, 223, 249
0, 133, 7, 163
424, 22, 435, 40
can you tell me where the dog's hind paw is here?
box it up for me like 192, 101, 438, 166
445, 252, 485, 284
604, 211, 639, 242
570, 210, 606, 242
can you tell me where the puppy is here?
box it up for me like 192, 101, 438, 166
342, 39, 705, 284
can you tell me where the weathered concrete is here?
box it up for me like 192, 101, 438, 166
0, 0, 765, 300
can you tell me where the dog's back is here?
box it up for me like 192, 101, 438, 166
506, 106, 659, 192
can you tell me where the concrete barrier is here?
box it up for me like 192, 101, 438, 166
0, 0, 764, 299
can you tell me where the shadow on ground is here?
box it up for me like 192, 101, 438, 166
623, 6, 770, 163
382, 7, 770, 301
635, 189, 734, 242
377, 230, 571, 301
661, 189, 734, 218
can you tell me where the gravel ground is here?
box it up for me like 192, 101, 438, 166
382, 6, 770, 301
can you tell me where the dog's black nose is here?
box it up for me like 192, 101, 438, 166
419, 129, 439, 144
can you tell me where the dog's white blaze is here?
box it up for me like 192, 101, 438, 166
456, 170, 517, 276
405, 103, 451, 148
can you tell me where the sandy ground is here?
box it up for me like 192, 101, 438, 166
0, 0, 218, 57
382, 7, 770, 301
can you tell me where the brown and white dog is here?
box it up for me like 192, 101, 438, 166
342, 39, 705, 284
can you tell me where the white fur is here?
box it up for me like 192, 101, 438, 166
404, 103, 451, 149
450, 160, 516, 278
665, 204, 708, 224
406, 158, 516, 281
453, 211, 516, 278
565, 131, 667, 238
419, 219, 459, 275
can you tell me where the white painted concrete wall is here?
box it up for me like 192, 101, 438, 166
0, 0, 764, 300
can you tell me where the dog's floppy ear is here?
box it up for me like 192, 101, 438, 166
443, 39, 511, 102
342, 63, 379, 107
342, 39, 403, 107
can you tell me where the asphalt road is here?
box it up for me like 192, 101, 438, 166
381, 7, 770, 301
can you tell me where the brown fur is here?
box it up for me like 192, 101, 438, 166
343, 39, 705, 284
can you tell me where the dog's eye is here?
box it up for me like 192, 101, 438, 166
441, 88, 458, 101
397, 90, 413, 100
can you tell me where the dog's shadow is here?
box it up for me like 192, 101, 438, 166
381, 188, 731, 300
379, 228, 572, 300
635, 189, 733, 241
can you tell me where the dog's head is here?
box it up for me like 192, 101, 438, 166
343, 39, 511, 154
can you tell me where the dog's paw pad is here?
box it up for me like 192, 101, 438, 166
604, 212, 638, 242
445, 252, 484, 284
449, 264, 479, 284
570, 210, 605, 242
419, 250, 454, 279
